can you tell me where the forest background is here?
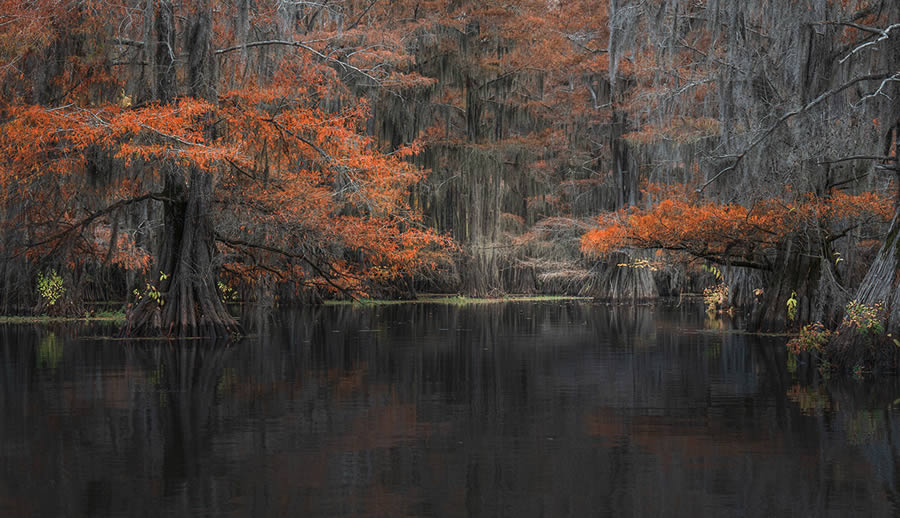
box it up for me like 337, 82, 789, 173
0, 0, 898, 358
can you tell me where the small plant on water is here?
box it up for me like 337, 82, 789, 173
703, 283, 729, 314
786, 322, 833, 378
786, 322, 831, 355
842, 300, 885, 336
37, 270, 65, 307
786, 291, 798, 322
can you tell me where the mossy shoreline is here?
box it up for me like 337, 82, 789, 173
0, 311, 126, 324
323, 295, 594, 306
0, 296, 596, 323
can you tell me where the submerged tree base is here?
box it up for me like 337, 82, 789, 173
123, 303, 243, 339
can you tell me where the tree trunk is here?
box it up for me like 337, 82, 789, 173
155, 0, 175, 103
826, 211, 900, 369
748, 241, 819, 331
828, 16, 900, 368
124, 0, 240, 338
855, 213, 900, 322
124, 170, 241, 338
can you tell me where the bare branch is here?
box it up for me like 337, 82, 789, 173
216, 235, 357, 300
20, 192, 171, 255
215, 39, 382, 84
345, 0, 379, 32
699, 72, 892, 192
112, 37, 144, 47
855, 71, 900, 104
839, 23, 900, 64
826, 174, 871, 191
817, 155, 898, 165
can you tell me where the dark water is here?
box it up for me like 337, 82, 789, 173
2, 302, 900, 517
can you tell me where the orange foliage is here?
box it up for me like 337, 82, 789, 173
0, 0, 453, 295
582, 186, 893, 268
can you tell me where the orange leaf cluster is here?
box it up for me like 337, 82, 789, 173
582, 187, 893, 268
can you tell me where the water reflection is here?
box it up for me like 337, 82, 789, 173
1, 302, 899, 516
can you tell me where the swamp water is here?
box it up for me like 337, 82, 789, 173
1, 301, 899, 517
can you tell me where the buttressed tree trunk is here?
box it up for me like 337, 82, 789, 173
125, 1, 241, 338
828, 4, 900, 366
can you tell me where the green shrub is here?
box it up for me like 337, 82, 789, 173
36, 270, 65, 307
703, 283, 728, 314
842, 300, 885, 336
786, 291, 798, 322
787, 322, 831, 355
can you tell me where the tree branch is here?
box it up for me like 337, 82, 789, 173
264, 117, 333, 162
20, 192, 171, 255
855, 71, 900, 104
817, 154, 898, 165
215, 39, 381, 84
839, 23, 900, 64
345, 0, 379, 31
216, 235, 358, 300
112, 37, 144, 47
699, 72, 892, 192
826, 174, 872, 191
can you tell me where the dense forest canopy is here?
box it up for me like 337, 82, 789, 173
0, 0, 898, 349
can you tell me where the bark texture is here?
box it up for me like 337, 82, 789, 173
125, 171, 241, 337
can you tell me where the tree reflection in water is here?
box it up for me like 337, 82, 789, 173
1, 302, 900, 516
